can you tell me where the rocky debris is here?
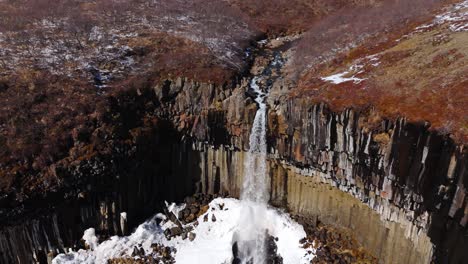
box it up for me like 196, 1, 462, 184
231, 232, 283, 264
188, 232, 196, 241
178, 193, 217, 224
131, 246, 145, 257
108, 243, 175, 264
163, 193, 221, 241
265, 233, 283, 264
168, 227, 183, 237
294, 216, 377, 264
231, 242, 242, 264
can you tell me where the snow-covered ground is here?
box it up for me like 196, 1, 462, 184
321, 64, 367, 85
53, 198, 315, 264
412, 0, 468, 33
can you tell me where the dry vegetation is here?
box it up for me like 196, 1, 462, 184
289, 0, 452, 76
293, 0, 468, 142
0, 0, 258, 192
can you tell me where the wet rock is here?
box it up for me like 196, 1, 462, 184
169, 226, 183, 237
265, 233, 283, 264
232, 242, 241, 264
162, 246, 172, 259
188, 232, 196, 241
198, 205, 209, 217
186, 213, 196, 222
189, 206, 199, 215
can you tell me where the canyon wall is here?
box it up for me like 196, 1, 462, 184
0, 77, 466, 263
158, 76, 468, 263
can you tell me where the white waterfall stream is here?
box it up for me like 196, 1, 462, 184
236, 77, 270, 264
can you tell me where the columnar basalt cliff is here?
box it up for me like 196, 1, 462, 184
2, 49, 467, 263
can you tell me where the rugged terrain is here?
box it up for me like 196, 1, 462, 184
0, 0, 467, 263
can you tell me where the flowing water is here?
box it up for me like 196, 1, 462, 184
235, 52, 285, 264
240, 77, 269, 204
235, 76, 270, 264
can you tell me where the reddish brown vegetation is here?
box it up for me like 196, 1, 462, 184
0, 72, 101, 190
227, 0, 391, 36
294, 1, 468, 143
290, 0, 452, 77
0, 0, 258, 192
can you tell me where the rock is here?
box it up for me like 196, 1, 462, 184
162, 246, 171, 259
189, 206, 199, 215
184, 196, 196, 205
138, 247, 145, 256
198, 205, 209, 217
164, 209, 182, 228
211, 214, 217, 222
232, 242, 241, 264
186, 213, 195, 222
47, 251, 55, 264
188, 232, 196, 241
164, 228, 171, 238
131, 246, 139, 257
203, 214, 209, 222
169, 226, 183, 236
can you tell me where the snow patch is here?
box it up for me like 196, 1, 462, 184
321, 64, 366, 84
53, 198, 315, 264
413, 0, 468, 33
82, 228, 99, 250
321, 72, 365, 84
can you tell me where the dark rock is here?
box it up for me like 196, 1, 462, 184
169, 226, 183, 236
188, 232, 196, 241
186, 213, 195, 222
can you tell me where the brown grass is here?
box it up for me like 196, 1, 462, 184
295, 10, 468, 143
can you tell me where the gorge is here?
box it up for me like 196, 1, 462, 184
0, 1, 467, 264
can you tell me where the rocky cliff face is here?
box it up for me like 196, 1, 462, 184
1, 46, 466, 263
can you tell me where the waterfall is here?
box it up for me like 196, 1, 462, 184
240, 77, 269, 203
235, 76, 271, 264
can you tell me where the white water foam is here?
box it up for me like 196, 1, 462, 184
235, 76, 270, 264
